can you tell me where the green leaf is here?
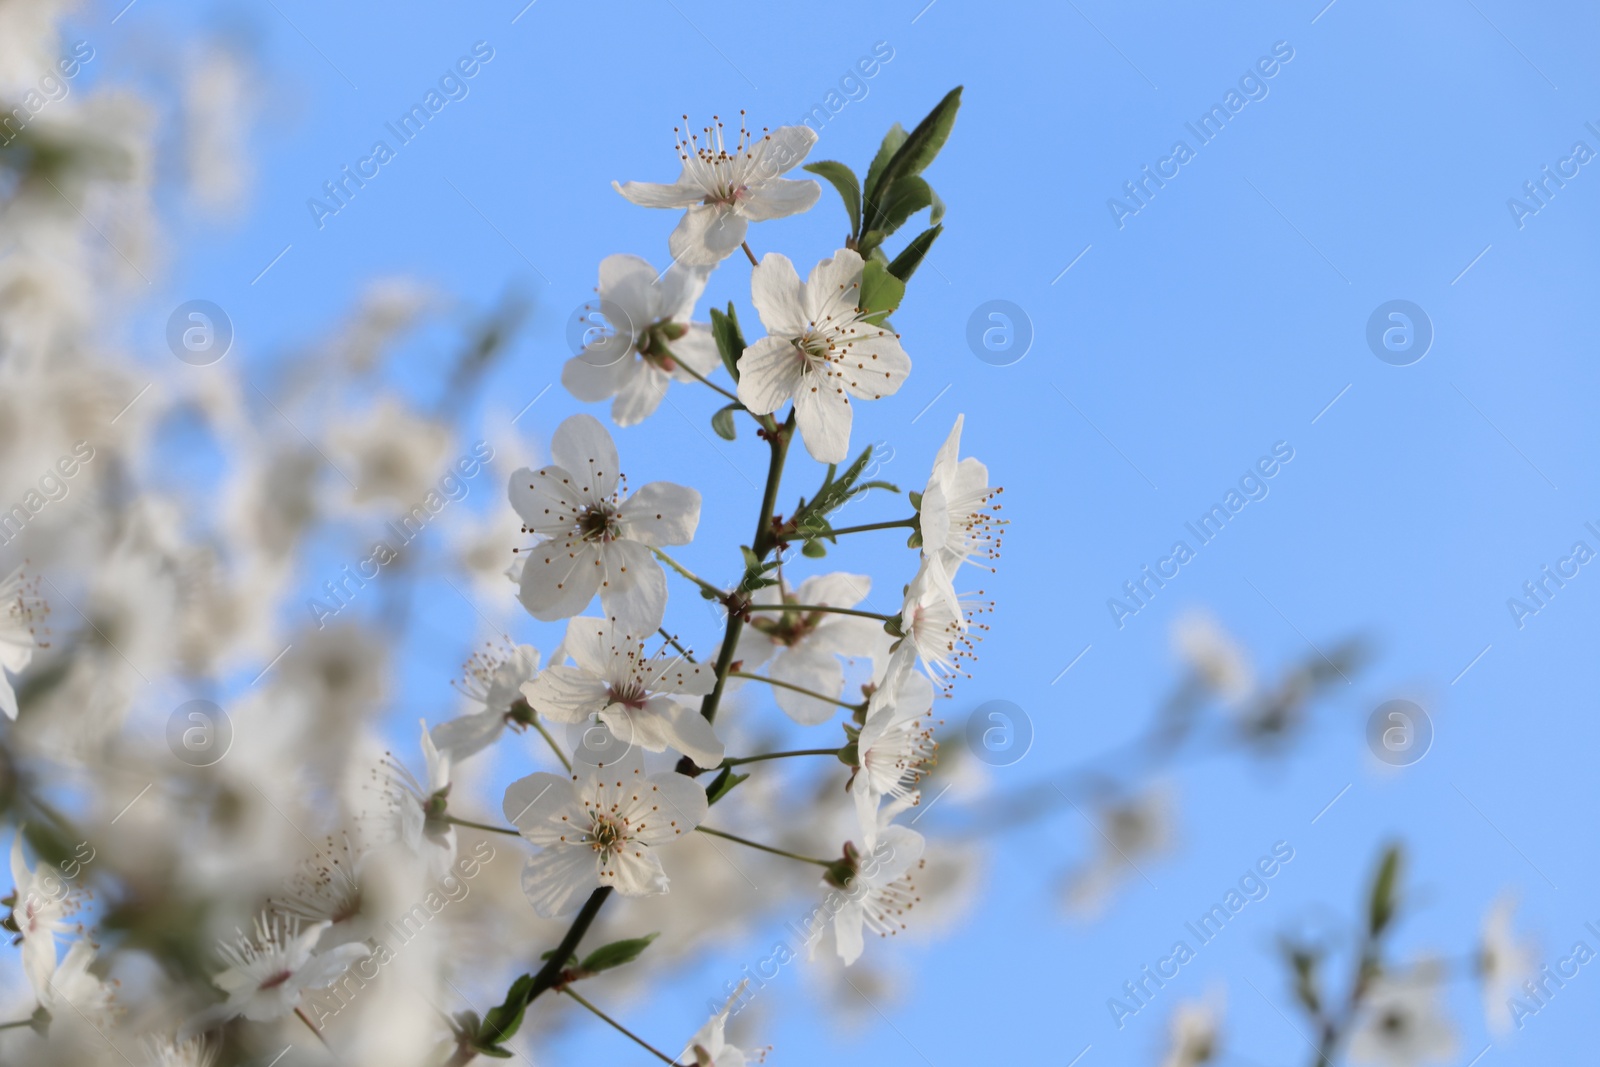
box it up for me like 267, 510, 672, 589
863, 123, 907, 209
705, 766, 750, 806
579, 933, 660, 975
858, 260, 906, 324
476, 1047, 515, 1059
803, 160, 861, 237
873, 175, 934, 240
1367, 844, 1403, 936
711, 403, 739, 441
479, 974, 535, 1048
929, 185, 946, 226
709, 303, 746, 382
864, 86, 962, 234
887, 225, 943, 283
801, 540, 827, 558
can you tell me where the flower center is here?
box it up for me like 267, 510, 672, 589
578, 504, 618, 542
588, 814, 626, 855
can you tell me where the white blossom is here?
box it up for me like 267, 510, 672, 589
522, 616, 722, 769
850, 642, 936, 845
734, 571, 878, 725
502, 747, 707, 917
919, 414, 1003, 574
737, 249, 911, 463
431, 641, 541, 763
614, 116, 819, 266
191, 912, 369, 1026
511, 413, 700, 637
0, 565, 48, 720
563, 255, 720, 426
1348, 971, 1457, 1067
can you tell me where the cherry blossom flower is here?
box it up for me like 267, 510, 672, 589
680, 982, 766, 1066
830, 796, 925, 966
1172, 610, 1253, 704
0, 565, 49, 720
430, 641, 541, 764
898, 556, 988, 689
1479, 895, 1536, 1035
511, 414, 700, 637
1159, 994, 1223, 1067
614, 115, 819, 267
1062, 786, 1174, 917
365, 721, 456, 878
8, 833, 79, 1001
40, 939, 120, 1029
734, 571, 878, 725
145, 1036, 217, 1067
271, 832, 366, 926
563, 255, 720, 426
850, 642, 936, 844
192, 911, 369, 1026
502, 747, 707, 917
1348, 970, 1457, 1067
736, 249, 911, 463
522, 617, 722, 769
919, 414, 1003, 575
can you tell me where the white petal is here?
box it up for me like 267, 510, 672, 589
659, 699, 725, 768
616, 481, 701, 547
597, 539, 667, 637
562, 349, 636, 403
795, 571, 872, 611
293, 942, 371, 992
549, 414, 621, 501
508, 464, 585, 535
522, 664, 609, 723
0, 676, 15, 721
770, 647, 844, 726
833, 901, 866, 966
793, 372, 854, 463
638, 653, 716, 697
502, 772, 581, 841
836, 328, 911, 401
517, 537, 603, 621
598, 845, 669, 897
745, 125, 818, 179
654, 262, 711, 321
521, 847, 600, 918
634, 770, 710, 844
613, 176, 703, 209
610, 361, 669, 426
670, 204, 748, 267
666, 324, 722, 377
596, 253, 659, 330
749, 253, 807, 336
740, 176, 820, 221
735, 336, 804, 416
559, 616, 615, 677
803, 248, 865, 323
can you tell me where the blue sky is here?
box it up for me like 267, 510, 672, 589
77, 0, 1600, 1062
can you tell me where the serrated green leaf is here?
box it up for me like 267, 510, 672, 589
873, 176, 934, 240
888, 225, 943, 283
864, 87, 961, 236
858, 260, 906, 323
803, 160, 861, 237
579, 933, 659, 974
709, 303, 746, 382
863, 123, 907, 209
1367, 844, 1402, 936
705, 766, 750, 806
712, 403, 739, 441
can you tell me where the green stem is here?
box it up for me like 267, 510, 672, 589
445, 815, 520, 836
696, 825, 831, 867
560, 988, 677, 1065
723, 747, 841, 768
743, 603, 894, 622
0, 1019, 33, 1032
670, 355, 740, 404
827, 517, 918, 537
525, 887, 613, 1004
652, 548, 724, 599
729, 671, 863, 711
530, 717, 572, 773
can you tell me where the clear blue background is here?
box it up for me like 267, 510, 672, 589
80, 0, 1600, 1062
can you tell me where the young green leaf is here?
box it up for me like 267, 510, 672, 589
803, 160, 862, 238
478, 973, 535, 1050
711, 403, 739, 441
872, 175, 934, 240
1367, 844, 1403, 936
801, 540, 827, 558
864, 86, 962, 234
858, 260, 906, 324
888, 225, 943, 283
709, 303, 746, 382
863, 123, 908, 208
579, 933, 660, 975
705, 765, 750, 806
